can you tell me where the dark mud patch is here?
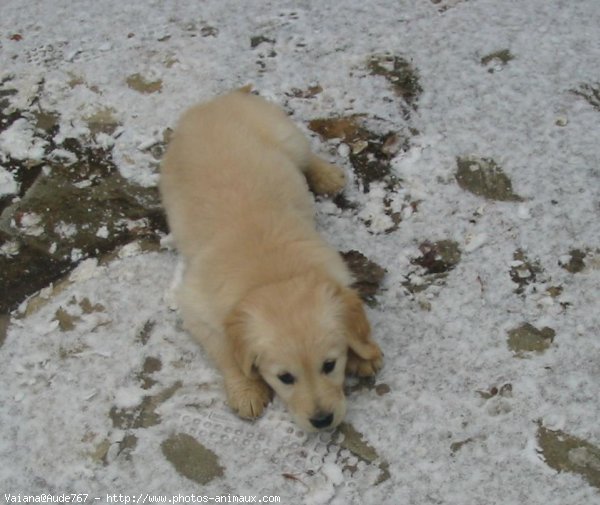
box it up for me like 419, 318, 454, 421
450, 437, 476, 454
346, 375, 376, 394
109, 381, 181, 430
559, 249, 587, 273
91, 433, 139, 466
309, 115, 415, 233
0, 120, 167, 311
510, 249, 543, 294
537, 422, 600, 489
138, 356, 162, 390
1, 91, 61, 213
572, 83, 600, 112
1, 154, 165, 262
54, 306, 80, 331
251, 36, 277, 73
0, 80, 22, 130
136, 319, 156, 345
346, 376, 390, 396
308, 115, 408, 192
0, 232, 72, 313
476, 383, 513, 400
32, 109, 60, 134
368, 54, 422, 114
0, 313, 9, 348
375, 383, 391, 396
91, 438, 112, 466
507, 323, 555, 356
341, 250, 386, 306
481, 49, 515, 73
162, 433, 224, 484
545, 285, 563, 298
285, 84, 323, 99
250, 35, 275, 49
126, 73, 163, 94
199, 25, 219, 38
85, 107, 120, 135
414, 240, 462, 275
331, 422, 390, 485
403, 240, 462, 294
308, 115, 366, 145
431, 0, 471, 13
53, 296, 105, 334
456, 156, 522, 201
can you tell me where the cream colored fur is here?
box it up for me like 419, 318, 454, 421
160, 88, 382, 431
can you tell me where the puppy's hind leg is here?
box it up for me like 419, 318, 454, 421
303, 154, 346, 196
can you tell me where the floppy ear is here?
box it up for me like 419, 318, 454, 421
339, 287, 382, 361
224, 304, 260, 379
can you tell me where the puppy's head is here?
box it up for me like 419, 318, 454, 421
225, 274, 378, 432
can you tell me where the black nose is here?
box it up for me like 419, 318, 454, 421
310, 412, 334, 429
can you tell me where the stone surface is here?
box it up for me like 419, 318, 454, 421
126, 74, 163, 94
332, 422, 390, 484
0, 313, 8, 347
537, 423, 600, 489
109, 382, 182, 430
161, 433, 224, 485
456, 156, 522, 201
0, 108, 167, 312
507, 323, 555, 356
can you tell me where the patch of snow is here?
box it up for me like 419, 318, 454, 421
0, 165, 19, 197
69, 258, 100, 282
113, 386, 146, 409
0, 118, 47, 162
70, 248, 84, 262
96, 225, 109, 238
517, 204, 532, 220
49, 148, 78, 165
54, 221, 77, 238
118, 241, 142, 258
16, 212, 44, 236
0, 239, 20, 257
73, 179, 93, 189
464, 232, 487, 253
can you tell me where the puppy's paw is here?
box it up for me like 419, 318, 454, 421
306, 156, 346, 195
346, 346, 383, 377
225, 376, 273, 419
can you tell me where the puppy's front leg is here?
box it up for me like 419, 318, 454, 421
222, 364, 273, 419
179, 313, 272, 418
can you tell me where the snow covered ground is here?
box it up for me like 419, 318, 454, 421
1, 0, 599, 503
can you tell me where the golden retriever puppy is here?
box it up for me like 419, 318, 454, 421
160, 87, 382, 432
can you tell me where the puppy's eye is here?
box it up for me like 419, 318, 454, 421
322, 360, 336, 374
277, 372, 296, 385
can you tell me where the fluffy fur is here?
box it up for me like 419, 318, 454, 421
160, 88, 382, 431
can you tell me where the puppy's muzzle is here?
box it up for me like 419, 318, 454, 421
309, 411, 334, 429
